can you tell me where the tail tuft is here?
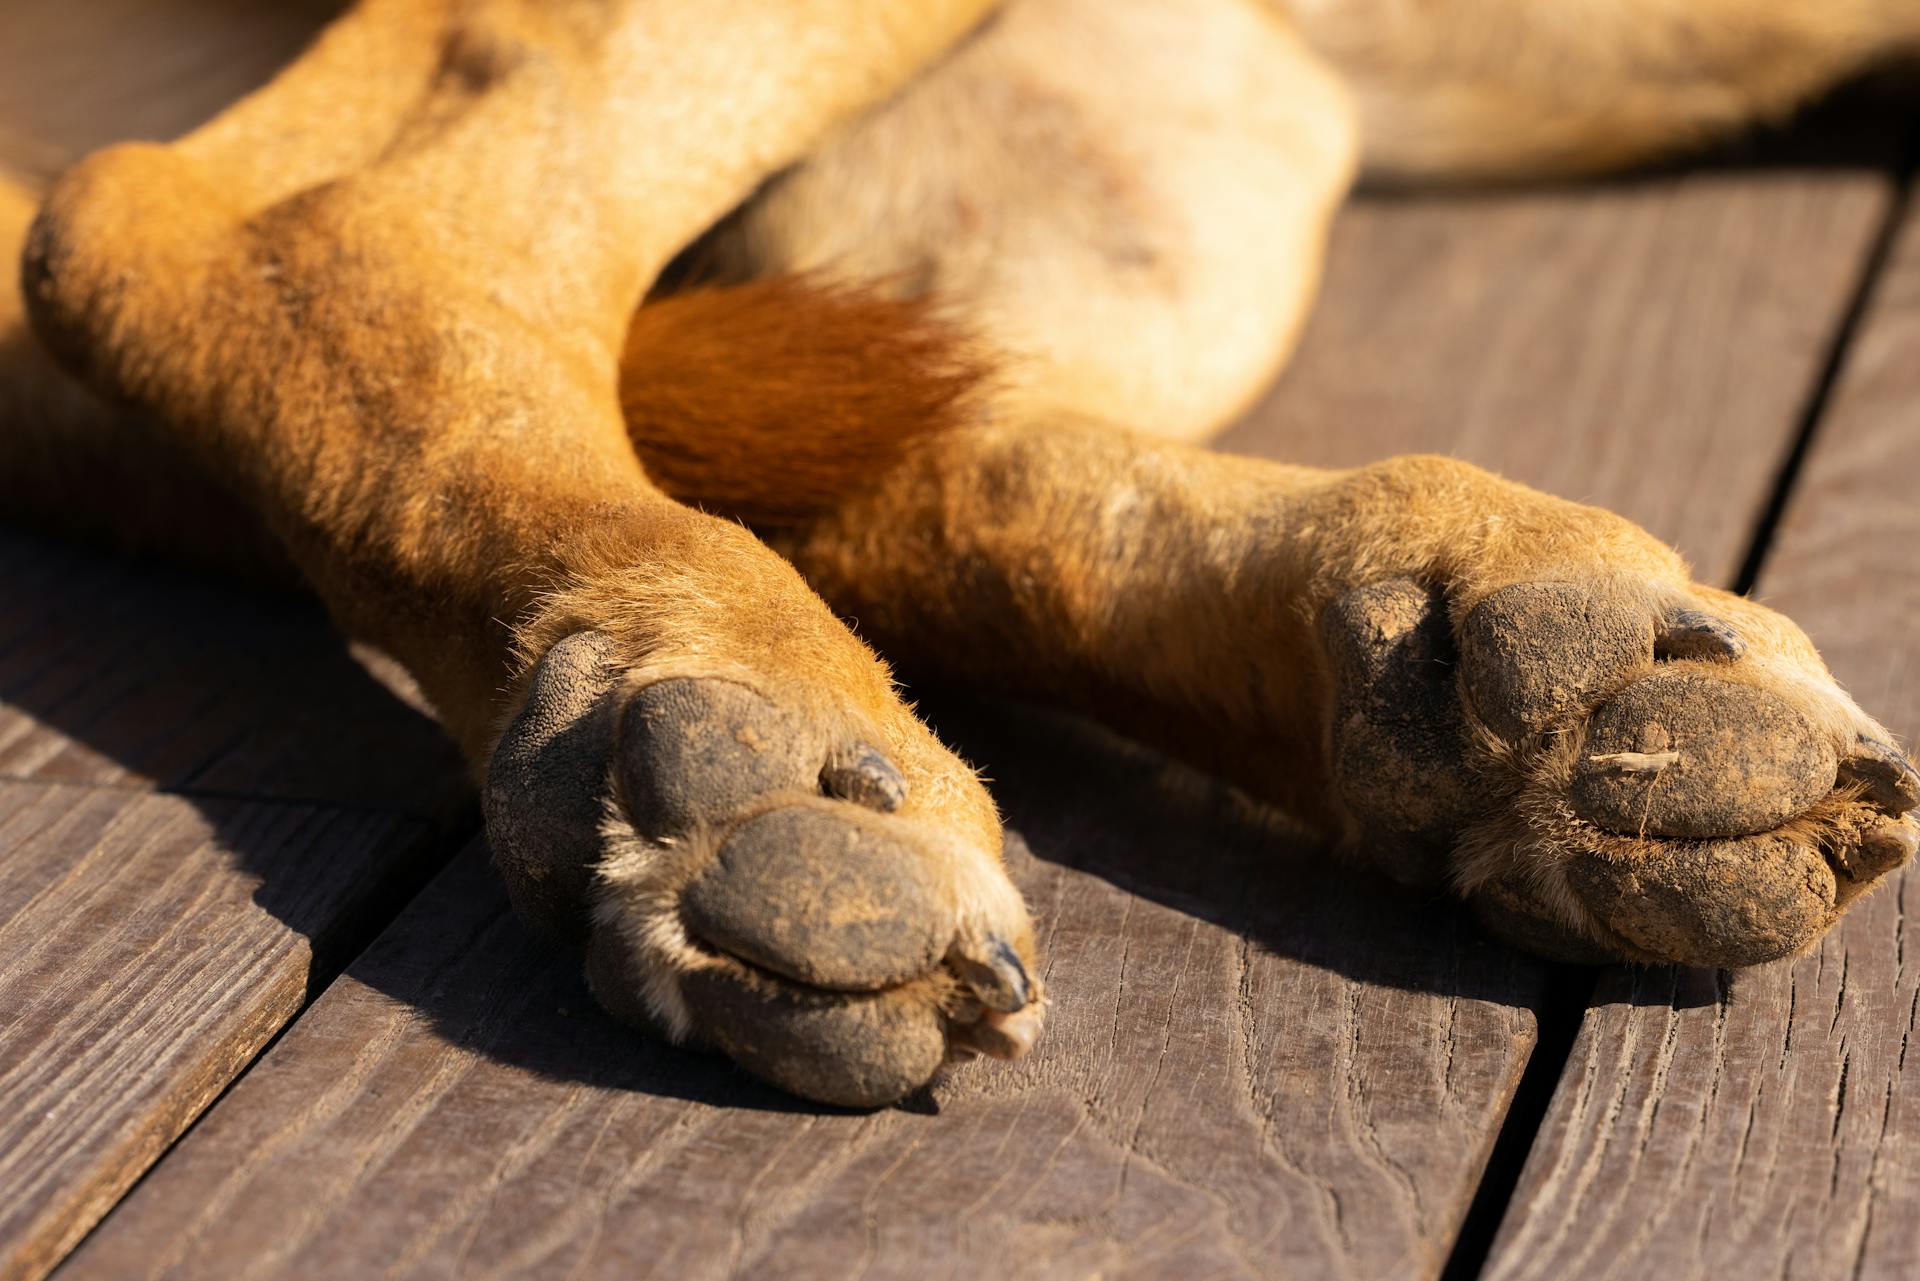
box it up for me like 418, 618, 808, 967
620, 277, 985, 525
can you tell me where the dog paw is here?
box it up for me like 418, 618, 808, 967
1320, 577, 1918, 967
484, 631, 1043, 1107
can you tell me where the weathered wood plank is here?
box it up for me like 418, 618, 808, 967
1479, 191, 1920, 1280
1220, 157, 1897, 584
0, 530, 468, 824
1, 0, 335, 170
0, 781, 436, 1281
60, 707, 1545, 1281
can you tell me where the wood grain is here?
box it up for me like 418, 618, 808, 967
1220, 160, 1897, 585
1478, 193, 1920, 1280
0, 781, 436, 1281
61, 706, 1547, 1281
0, 530, 468, 824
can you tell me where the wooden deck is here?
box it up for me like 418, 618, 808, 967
4, 104, 1918, 1280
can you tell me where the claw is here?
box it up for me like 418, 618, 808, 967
1839, 738, 1920, 814
821, 744, 909, 812
1858, 819, 1920, 876
1656, 607, 1746, 663
951, 934, 1030, 1013
950, 1004, 1043, 1060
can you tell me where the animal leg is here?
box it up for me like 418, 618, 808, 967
773, 423, 1919, 968
20, 0, 1043, 1107
1268, 0, 1920, 179
0, 0, 347, 574
676, 0, 1357, 443
614, 0, 1918, 968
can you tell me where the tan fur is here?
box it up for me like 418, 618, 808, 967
1274, 0, 1920, 179
689, 0, 1358, 442
2, 0, 1917, 1101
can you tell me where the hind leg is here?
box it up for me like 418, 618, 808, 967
656, 0, 1918, 965
687, 0, 1356, 443
3, 176, 289, 579
778, 429, 1919, 966
1271, 0, 1920, 179
22, 0, 1043, 1107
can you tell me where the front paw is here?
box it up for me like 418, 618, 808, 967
1321, 577, 1918, 967
484, 632, 1043, 1107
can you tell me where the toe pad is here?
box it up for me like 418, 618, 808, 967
1460, 582, 1653, 741
681, 805, 949, 992
1569, 671, 1836, 838
1569, 833, 1835, 967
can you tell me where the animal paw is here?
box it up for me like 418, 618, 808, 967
1320, 577, 1918, 966
484, 631, 1043, 1107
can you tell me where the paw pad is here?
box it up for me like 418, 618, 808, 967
679, 804, 948, 990
1567, 834, 1835, 968
1459, 581, 1653, 741
1568, 670, 1836, 838
619, 678, 821, 837
1323, 574, 1915, 969
1319, 579, 1475, 885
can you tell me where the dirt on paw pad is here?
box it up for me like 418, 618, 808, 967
680, 967, 951, 1110
1569, 670, 1836, 839
1460, 581, 1655, 741
680, 803, 950, 991
1568, 832, 1835, 967
1319, 578, 1478, 885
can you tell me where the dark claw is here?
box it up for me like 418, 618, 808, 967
1839, 738, 1920, 814
1656, 608, 1745, 663
952, 935, 1030, 1013
822, 744, 909, 812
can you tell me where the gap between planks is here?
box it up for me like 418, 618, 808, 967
1477, 123, 1920, 1281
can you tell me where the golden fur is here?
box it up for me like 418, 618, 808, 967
3, 0, 1917, 1105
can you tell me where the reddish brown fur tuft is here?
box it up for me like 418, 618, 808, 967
619, 278, 985, 526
